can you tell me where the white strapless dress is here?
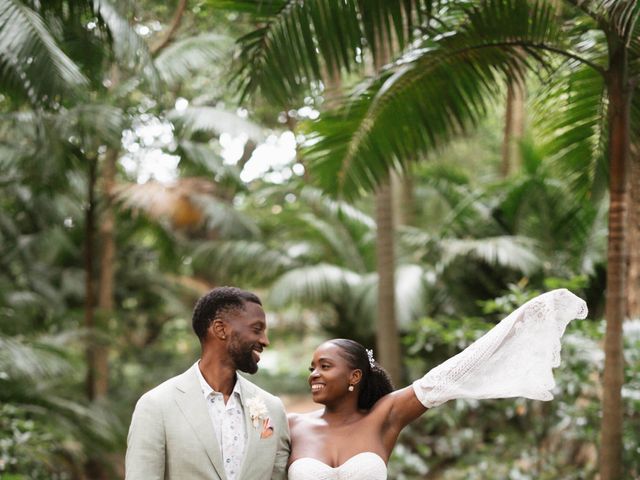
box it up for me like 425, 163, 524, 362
288, 452, 387, 480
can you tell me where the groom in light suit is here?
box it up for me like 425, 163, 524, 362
125, 286, 290, 480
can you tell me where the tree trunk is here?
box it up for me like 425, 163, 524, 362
501, 79, 526, 177
391, 169, 415, 227
372, 25, 402, 385
599, 38, 630, 480
627, 142, 640, 319
94, 147, 118, 399
375, 180, 402, 383
84, 156, 98, 400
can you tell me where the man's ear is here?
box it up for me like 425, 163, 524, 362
211, 319, 227, 340
350, 369, 363, 386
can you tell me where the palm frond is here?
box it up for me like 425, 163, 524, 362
305, 0, 564, 196
297, 212, 367, 272
211, 0, 439, 104
176, 140, 243, 184
299, 186, 375, 229
1, 332, 122, 461
267, 263, 362, 308
440, 235, 541, 274
191, 239, 297, 284
169, 106, 264, 143
191, 193, 260, 238
577, 196, 608, 275
395, 264, 432, 327
93, 0, 160, 88
570, 0, 640, 39
532, 60, 608, 199
0, 334, 74, 382
154, 33, 231, 87
56, 104, 126, 150
116, 179, 255, 236
0, 0, 87, 104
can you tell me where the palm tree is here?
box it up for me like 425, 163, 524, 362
211, 0, 637, 476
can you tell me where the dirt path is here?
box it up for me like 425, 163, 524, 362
281, 393, 318, 413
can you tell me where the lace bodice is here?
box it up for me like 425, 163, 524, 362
288, 452, 387, 480
413, 288, 588, 407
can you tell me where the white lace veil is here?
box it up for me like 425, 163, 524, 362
413, 289, 588, 408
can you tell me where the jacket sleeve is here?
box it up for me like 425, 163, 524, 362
125, 392, 166, 480
270, 397, 291, 480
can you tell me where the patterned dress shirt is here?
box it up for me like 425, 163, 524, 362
196, 363, 247, 480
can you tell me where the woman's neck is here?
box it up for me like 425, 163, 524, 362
321, 402, 364, 425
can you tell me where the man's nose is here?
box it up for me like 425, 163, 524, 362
261, 331, 270, 347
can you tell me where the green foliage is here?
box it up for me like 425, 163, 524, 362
0, 0, 87, 105
209, 0, 436, 104
0, 404, 71, 479
0, 333, 122, 478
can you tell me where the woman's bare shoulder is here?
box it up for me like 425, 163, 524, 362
287, 409, 324, 426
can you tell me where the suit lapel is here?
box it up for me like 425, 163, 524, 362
237, 376, 261, 479
174, 365, 227, 480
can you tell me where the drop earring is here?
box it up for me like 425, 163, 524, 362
348, 385, 354, 392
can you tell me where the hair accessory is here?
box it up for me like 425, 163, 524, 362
348, 385, 355, 392
366, 348, 375, 368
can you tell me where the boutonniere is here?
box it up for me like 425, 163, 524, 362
246, 396, 270, 429
246, 396, 274, 438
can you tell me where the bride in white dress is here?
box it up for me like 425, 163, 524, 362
287, 289, 588, 480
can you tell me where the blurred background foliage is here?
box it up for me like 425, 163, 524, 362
0, 0, 638, 478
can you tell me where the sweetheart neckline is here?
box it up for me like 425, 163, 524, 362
288, 451, 386, 471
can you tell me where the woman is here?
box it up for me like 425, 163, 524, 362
287, 288, 588, 479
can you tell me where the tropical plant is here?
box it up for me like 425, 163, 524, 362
0, 332, 121, 479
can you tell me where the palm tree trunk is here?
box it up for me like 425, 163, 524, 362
84, 155, 98, 400
391, 169, 415, 227
627, 144, 640, 319
501, 79, 526, 177
375, 180, 402, 383
599, 38, 630, 480
95, 147, 118, 399
372, 25, 402, 385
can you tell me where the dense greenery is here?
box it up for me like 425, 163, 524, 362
1, 0, 638, 478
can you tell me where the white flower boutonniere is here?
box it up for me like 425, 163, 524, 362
246, 396, 269, 428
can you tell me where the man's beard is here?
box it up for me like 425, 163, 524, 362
228, 337, 259, 374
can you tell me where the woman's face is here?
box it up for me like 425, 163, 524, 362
308, 342, 358, 405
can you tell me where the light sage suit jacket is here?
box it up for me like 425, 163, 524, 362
125, 363, 290, 480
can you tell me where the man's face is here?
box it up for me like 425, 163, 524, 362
226, 301, 269, 374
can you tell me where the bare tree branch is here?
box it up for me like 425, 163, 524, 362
150, 0, 188, 56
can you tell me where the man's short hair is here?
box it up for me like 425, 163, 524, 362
191, 286, 262, 341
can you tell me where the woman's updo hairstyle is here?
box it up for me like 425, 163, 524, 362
329, 339, 394, 410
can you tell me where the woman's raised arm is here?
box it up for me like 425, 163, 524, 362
383, 289, 587, 434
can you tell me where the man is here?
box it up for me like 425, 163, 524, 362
125, 286, 290, 480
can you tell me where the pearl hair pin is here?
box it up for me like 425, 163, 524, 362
366, 348, 375, 368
